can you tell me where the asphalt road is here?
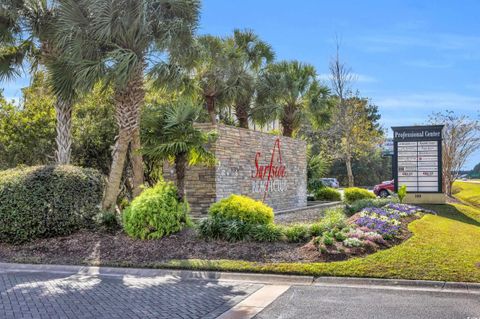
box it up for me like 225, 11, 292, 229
255, 285, 480, 319
1, 264, 479, 319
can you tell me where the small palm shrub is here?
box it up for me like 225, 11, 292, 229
209, 195, 274, 225
0, 165, 104, 244
314, 187, 341, 201
344, 187, 376, 204
123, 182, 190, 240
398, 185, 407, 203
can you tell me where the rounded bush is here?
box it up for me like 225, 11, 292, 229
314, 187, 341, 201
0, 165, 104, 244
208, 195, 274, 225
123, 182, 190, 240
344, 187, 376, 204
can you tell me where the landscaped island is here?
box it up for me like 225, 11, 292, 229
2, 166, 478, 283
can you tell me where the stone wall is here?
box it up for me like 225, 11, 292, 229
165, 124, 307, 216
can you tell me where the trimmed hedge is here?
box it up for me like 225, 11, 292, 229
314, 187, 341, 201
344, 187, 376, 204
123, 182, 190, 240
0, 165, 104, 244
208, 195, 274, 225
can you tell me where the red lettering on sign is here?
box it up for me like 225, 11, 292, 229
251, 138, 287, 201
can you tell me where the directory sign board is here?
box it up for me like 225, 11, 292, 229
381, 138, 394, 156
392, 125, 444, 193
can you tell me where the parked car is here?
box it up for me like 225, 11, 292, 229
373, 179, 395, 197
320, 178, 340, 188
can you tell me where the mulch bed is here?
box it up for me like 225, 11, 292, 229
0, 216, 419, 266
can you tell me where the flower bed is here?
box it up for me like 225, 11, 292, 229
312, 203, 434, 260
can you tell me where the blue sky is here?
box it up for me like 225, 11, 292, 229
2, 0, 480, 168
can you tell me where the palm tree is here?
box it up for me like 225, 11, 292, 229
254, 60, 330, 137
151, 34, 241, 125
227, 29, 274, 129
55, 0, 200, 211
141, 98, 216, 201
189, 35, 238, 124
0, 0, 76, 165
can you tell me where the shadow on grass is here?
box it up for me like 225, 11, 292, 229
420, 204, 480, 227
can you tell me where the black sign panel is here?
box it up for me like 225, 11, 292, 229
392, 125, 443, 193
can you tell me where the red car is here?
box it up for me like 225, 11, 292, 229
373, 180, 395, 197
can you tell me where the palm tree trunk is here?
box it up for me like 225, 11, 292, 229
281, 118, 293, 137
235, 103, 249, 129
103, 130, 131, 210
175, 152, 188, 201
130, 127, 144, 197
205, 96, 216, 124
54, 97, 73, 165
102, 68, 145, 211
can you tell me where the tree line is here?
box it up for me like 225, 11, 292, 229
0, 0, 391, 210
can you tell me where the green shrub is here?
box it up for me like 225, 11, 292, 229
398, 185, 407, 203
209, 195, 274, 225
198, 217, 247, 242
282, 224, 311, 242
123, 182, 190, 240
220, 219, 252, 241
198, 217, 225, 240
310, 223, 324, 236
314, 187, 341, 201
346, 197, 398, 216
334, 231, 347, 241
0, 165, 104, 244
250, 224, 284, 242
316, 208, 347, 233
344, 187, 376, 204
323, 233, 334, 246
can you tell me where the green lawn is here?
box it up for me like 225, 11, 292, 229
160, 203, 480, 282
452, 181, 480, 207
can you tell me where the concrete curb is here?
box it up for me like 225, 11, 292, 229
313, 276, 480, 293
0, 262, 314, 285
1, 262, 479, 293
